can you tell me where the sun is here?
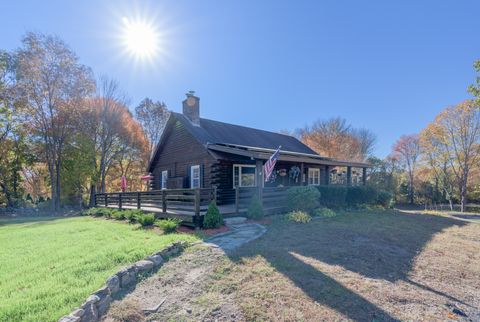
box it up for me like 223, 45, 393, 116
121, 17, 159, 60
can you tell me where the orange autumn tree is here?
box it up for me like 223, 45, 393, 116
420, 100, 480, 212
83, 78, 150, 204
298, 117, 376, 161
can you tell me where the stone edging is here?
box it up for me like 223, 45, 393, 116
58, 241, 188, 322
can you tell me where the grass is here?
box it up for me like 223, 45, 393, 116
0, 216, 198, 322
209, 209, 480, 321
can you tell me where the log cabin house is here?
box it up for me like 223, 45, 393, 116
147, 92, 369, 205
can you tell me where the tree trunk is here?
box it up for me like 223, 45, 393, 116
89, 184, 96, 207
409, 173, 415, 204
460, 181, 467, 213
55, 159, 62, 211
0, 182, 14, 208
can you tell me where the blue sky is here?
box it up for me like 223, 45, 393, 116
1, 1, 479, 157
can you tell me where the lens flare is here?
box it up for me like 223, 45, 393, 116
121, 17, 159, 60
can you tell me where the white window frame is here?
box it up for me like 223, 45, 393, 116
233, 164, 257, 188
191, 165, 201, 188
308, 168, 320, 186
161, 170, 168, 189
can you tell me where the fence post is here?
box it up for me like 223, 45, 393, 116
235, 187, 239, 214
195, 188, 201, 229
137, 192, 141, 209
105, 194, 108, 207
94, 194, 97, 207
162, 190, 167, 213
118, 193, 122, 210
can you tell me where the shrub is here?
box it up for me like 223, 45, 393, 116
112, 210, 126, 220
203, 202, 223, 229
124, 209, 143, 223
286, 186, 320, 212
83, 207, 112, 217
317, 186, 348, 208
137, 213, 156, 227
104, 209, 113, 219
155, 218, 181, 233
346, 186, 378, 207
376, 190, 393, 208
286, 210, 312, 223
247, 196, 264, 219
312, 207, 337, 218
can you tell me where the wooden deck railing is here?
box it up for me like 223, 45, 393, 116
234, 186, 288, 214
94, 188, 216, 227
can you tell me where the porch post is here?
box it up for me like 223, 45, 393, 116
325, 166, 331, 185
347, 166, 352, 186
300, 163, 305, 185
362, 167, 367, 186
256, 159, 263, 200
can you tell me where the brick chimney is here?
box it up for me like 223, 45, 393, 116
182, 91, 200, 126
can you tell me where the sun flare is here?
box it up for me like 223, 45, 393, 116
121, 17, 159, 60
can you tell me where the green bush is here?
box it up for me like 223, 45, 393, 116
83, 207, 113, 217
312, 207, 337, 218
111, 210, 126, 220
155, 218, 181, 233
104, 209, 113, 219
286, 186, 320, 212
124, 209, 143, 223
376, 190, 393, 208
247, 196, 264, 219
286, 210, 312, 223
317, 186, 348, 208
203, 202, 223, 229
137, 213, 156, 227
346, 186, 378, 207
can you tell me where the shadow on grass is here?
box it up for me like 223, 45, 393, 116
0, 215, 75, 227
227, 210, 468, 321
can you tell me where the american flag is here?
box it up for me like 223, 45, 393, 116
263, 146, 281, 182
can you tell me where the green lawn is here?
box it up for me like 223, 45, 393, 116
0, 216, 198, 322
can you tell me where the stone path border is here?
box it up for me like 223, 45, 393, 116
58, 241, 187, 322
59, 223, 267, 322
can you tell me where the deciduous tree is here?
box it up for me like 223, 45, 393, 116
422, 101, 480, 212
298, 117, 376, 161
392, 134, 421, 204
135, 98, 169, 157
16, 32, 95, 210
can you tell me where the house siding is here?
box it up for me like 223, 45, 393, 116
150, 119, 215, 190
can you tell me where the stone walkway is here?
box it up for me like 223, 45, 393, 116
204, 223, 267, 252
103, 222, 267, 321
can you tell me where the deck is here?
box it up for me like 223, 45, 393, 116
95, 187, 288, 227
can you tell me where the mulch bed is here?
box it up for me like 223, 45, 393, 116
177, 225, 232, 236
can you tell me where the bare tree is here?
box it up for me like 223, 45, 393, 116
393, 134, 421, 204
16, 32, 95, 210
135, 98, 169, 157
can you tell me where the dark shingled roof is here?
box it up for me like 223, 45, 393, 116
171, 112, 317, 155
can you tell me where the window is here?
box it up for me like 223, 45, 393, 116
308, 168, 320, 185
161, 170, 168, 189
233, 165, 256, 187
191, 165, 201, 188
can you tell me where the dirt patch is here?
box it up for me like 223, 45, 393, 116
103, 245, 244, 322
210, 211, 480, 321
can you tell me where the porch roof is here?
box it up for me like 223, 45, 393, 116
207, 143, 370, 168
